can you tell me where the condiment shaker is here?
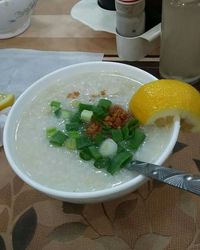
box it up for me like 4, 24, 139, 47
115, 0, 145, 37
159, 0, 200, 84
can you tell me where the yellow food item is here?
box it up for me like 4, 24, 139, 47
129, 79, 200, 132
0, 93, 15, 111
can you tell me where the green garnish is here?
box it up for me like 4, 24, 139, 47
92, 106, 107, 120
111, 128, 123, 143
46, 98, 145, 174
88, 146, 101, 160
65, 137, 76, 150
79, 103, 94, 112
121, 124, 129, 140
94, 157, 111, 169
76, 135, 93, 150
81, 110, 93, 122
50, 101, 61, 117
79, 149, 92, 161
65, 122, 80, 132
70, 111, 82, 123
46, 127, 57, 138
99, 138, 118, 158
93, 133, 106, 146
61, 109, 71, 120
107, 150, 132, 175
127, 118, 139, 128
67, 130, 80, 138
126, 129, 146, 150
97, 99, 112, 110
49, 130, 67, 146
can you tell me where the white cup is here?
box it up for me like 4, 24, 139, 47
0, 0, 38, 39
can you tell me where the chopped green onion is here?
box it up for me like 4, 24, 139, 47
121, 125, 129, 139
79, 149, 92, 161
67, 130, 80, 138
111, 128, 123, 142
65, 122, 80, 131
50, 100, 61, 109
71, 99, 80, 108
126, 119, 139, 137
93, 133, 106, 146
70, 111, 81, 123
88, 146, 101, 160
107, 150, 132, 175
97, 99, 112, 110
46, 98, 146, 174
76, 136, 93, 150
46, 127, 57, 138
49, 130, 67, 146
101, 124, 112, 136
61, 109, 71, 120
126, 129, 146, 150
94, 157, 111, 169
65, 137, 76, 150
50, 101, 61, 117
117, 144, 125, 153
128, 127, 136, 137
93, 106, 107, 120
81, 110, 93, 122
79, 103, 94, 112
127, 118, 139, 128
99, 138, 118, 158
102, 124, 111, 131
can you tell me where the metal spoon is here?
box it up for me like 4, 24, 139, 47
128, 160, 200, 196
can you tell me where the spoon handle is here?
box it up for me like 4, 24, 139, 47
129, 160, 200, 196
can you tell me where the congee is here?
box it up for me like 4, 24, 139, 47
15, 72, 173, 192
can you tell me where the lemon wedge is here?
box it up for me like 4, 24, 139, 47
129, 79, 200, 132
0, 93, 15, 111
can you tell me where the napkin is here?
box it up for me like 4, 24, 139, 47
0, 48, 104, 146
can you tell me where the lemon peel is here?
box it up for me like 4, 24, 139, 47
0, 93, 15, 111
129, 79, 200, 132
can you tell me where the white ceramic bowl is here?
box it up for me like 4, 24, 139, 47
3, 62, 180, 203
0, 0, 38, 39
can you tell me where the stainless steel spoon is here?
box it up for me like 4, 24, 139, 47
128, 160, 200, 196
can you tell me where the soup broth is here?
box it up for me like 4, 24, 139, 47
15, 72, 172, 192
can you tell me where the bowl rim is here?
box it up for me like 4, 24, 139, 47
3, 61, 180, 200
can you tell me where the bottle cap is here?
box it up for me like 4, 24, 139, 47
117, 0, 144, 4
115, 0, 145, 14
98, 0, 116, 10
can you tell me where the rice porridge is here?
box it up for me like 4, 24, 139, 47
15, 72, 172, 192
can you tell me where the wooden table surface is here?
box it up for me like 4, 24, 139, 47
0, 1, 200, 250
0, 0, 117, 55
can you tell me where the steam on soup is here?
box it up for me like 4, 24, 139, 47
15, 72, 173, 192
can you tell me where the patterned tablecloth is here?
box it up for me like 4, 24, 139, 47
0, 61, 200, 250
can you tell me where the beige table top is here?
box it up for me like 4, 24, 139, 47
0, 1, 200, 250
0, 0, 117, 55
